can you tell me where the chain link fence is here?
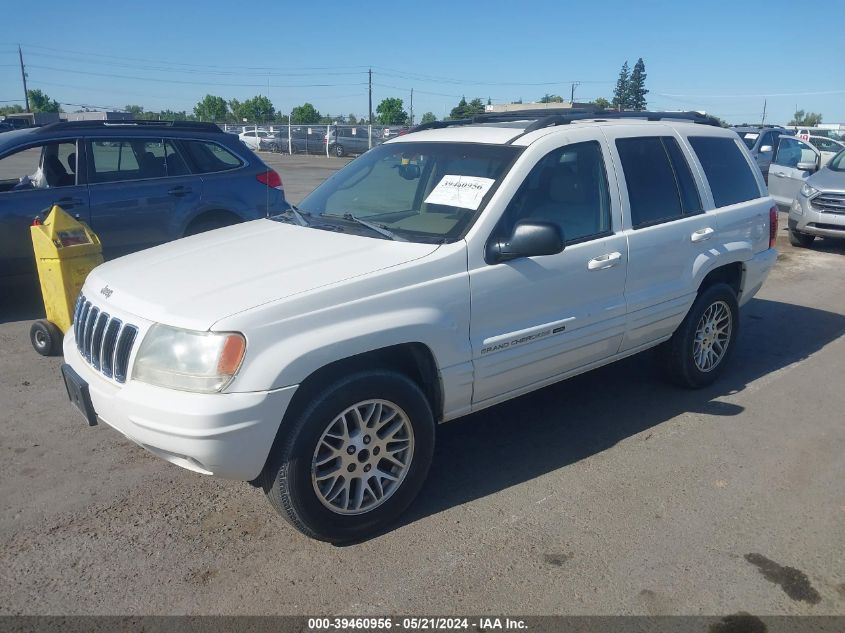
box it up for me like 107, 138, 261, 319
219, 123, 411, 157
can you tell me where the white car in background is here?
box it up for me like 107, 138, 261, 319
238, 129, 274, 150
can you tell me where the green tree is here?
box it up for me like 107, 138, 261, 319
124, 104, 144, 117
347, 113, 358, 125
0, 104, 24, 116
626, 58, 648, 111
592, 97, 611, 110
273, 112, 290, 124
158, 109, 191, 121
789, 110, 823, 127
420, 112, 436, 124
539, 93, 564, 103
612, 61, 630, 110
228, 98, 243, 121
376, 97, 408, 125
449, 97, 469, 119
290, 102, 321, 124
193, 94, 228, 121
28, 89, 61, 113
449, 96, 485, 119
236, 95, 274, 122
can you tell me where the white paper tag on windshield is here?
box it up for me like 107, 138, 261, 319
424, 175, 496, 211
744, 133, 759, 140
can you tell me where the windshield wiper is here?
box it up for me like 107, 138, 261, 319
341, 213, 408, 242
286, 204, 311, 226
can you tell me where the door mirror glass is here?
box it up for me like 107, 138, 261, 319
759, 145, 773, 154
487, 220, 564, 263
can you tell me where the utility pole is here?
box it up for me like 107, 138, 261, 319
761, 99, 767, 125
18, 45, 29, 112
409, 88, 414, 126
570, 81, 580, 106
368, 68, 373, 125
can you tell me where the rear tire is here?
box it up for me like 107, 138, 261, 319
659, 283, 739, 389
788, 229, 815, 248
30, 320, 62, 356
263, 370, 435, 543
334, 144, 345, 158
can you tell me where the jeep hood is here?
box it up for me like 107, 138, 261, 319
84, 219, 440, 331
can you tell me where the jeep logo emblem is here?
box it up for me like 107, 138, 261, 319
100, 285, 113, 299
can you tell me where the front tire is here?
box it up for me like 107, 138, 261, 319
788, 228, 815, 248
659, 283, 739, 389
334, 144, 345, 158
263, 370, 435, 543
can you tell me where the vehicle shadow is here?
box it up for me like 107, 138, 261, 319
387, 297, 845, 538
0, 278, 45, 325
807, 237, 845, 255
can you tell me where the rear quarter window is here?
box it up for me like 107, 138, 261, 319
179, 140, 243, 174
688, 136, 761, 207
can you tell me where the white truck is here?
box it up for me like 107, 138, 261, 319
62, 110, 778, 542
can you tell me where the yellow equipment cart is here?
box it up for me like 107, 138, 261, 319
29, 205, 103, 356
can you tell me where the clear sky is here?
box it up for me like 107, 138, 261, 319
2, 0, 843, 125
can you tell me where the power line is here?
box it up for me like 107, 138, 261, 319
17, 43, 371, 72
26, 64, 368, 89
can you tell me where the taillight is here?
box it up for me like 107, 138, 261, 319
769, 205, 778, 249
257, 169, 283, 190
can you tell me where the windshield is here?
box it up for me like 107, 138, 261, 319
828, 149, 845, 172
294, 141, 520, 242
736, 131, 759, 149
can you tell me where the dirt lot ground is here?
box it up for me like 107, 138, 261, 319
0, 154, 843, 615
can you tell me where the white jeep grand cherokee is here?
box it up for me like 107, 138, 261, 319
62, 110, 778, 542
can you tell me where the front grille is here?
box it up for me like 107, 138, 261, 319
73, 294, 138, 383
812, 192, 845, 214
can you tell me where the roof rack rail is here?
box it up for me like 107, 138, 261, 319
38, 120, 222, 133
411, 109, 722, 137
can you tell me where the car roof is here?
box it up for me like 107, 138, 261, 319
0, 121, 229, 153
387, 117, 736, 148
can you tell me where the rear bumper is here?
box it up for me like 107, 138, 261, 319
63, 332, 297, 481
741, 248, 777, 307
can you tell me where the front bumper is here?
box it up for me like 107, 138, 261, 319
63, 332, 297, 481
788, 195, 845, 239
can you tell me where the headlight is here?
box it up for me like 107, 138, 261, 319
133, 325, 246, 393
800, 183, 819, 198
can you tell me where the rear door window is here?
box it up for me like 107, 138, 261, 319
688, 136, 761, 207
89, 139, 168, 183
616, 136, 701, 228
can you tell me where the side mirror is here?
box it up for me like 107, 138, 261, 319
797, 161, 818, 173
486, 220, 564, 264
759, 145, 773, 154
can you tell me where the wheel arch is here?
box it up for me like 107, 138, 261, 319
183, 208, 244, 236
253, 342, 443, 485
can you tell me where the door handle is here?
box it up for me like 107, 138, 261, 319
587, 252, 622, 270
691, 227, 715, 243
770, 172, 785, 178
168, 186, 192, 196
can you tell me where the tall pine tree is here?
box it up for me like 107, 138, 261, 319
627, 58, 648, 111
612, 61, 630, 110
